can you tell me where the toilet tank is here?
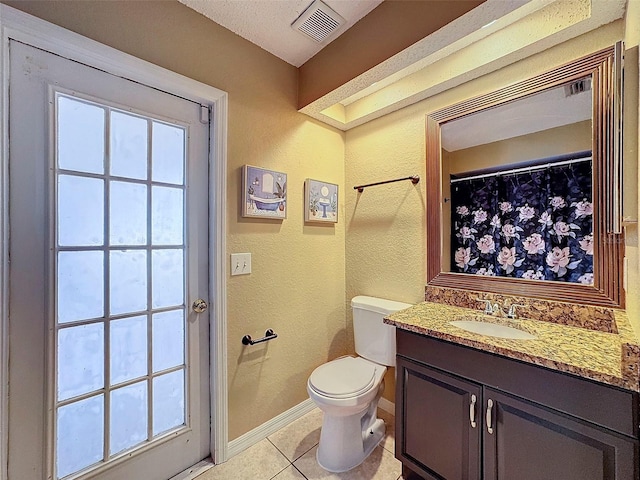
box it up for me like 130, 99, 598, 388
351, 296, 412, 367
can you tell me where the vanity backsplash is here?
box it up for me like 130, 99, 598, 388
425, 285, 616, 333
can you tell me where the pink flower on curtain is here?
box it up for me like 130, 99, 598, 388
497, 246, 522, 274
458, 226, 476, 241
572, 199, 593, 218
538, 211, 553, 227
517, 204, 536, 221
473, 209, 488, 224
522, 269, 545, 280
550, 196, 566, 210
499, 201, 513, 213
476, 235, 496, 254
454, 247, 471, 269
522, 233, 545, 255
578, 273, 594, 284
501, 224, 520, 242
551, 220, 580, 240
546, 247, 571, 276
475, 266, 496, 276
456, 205, 470, 216
579, 234, 594, 255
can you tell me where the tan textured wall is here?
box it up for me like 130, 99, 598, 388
3, 0, 347, 440
447, 121, 592, 174
345, 111, 427, 402
345, 21, 635, 403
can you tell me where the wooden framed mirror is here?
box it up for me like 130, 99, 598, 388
426, 43, 624, 308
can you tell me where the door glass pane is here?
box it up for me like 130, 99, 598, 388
152, 310, 184, 373
152, 370, 185, 435
110, 315, 147, 385
110, 181, 147, 246
58, 323, 104, 401
110, 111, 148, 180
110, 250, 147, 315
57, 96, 105, 174
152, 249, 184, 309
58, 175, 104, 247
110, 382, 148, 455
53, 96, 194, 479
152, 186, 183, 245
57, 251, 104, 323
57, 395, 104, 478
152, 122, 184, 185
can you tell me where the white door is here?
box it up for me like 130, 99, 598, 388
8, 41, 210, 480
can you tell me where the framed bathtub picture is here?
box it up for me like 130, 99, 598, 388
304, 178, 338, 223
242, 165, 287, 219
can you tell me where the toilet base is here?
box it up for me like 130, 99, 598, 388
316, 416, 385, 473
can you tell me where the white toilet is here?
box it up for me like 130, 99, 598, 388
307, 295, 411, 472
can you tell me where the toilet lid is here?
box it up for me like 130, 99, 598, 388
309, 357, 376, 398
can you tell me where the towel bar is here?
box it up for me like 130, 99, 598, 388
354, 175, 420, 193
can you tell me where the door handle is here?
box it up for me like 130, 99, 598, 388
469, 394, 477, 428
486, 399, 494, 434
192, 299, 208, 313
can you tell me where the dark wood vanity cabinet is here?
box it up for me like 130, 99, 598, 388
395, 330, 640, 480
483, 387, 636, 480
401, 358, 481, 479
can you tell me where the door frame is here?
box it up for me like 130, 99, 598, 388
0, 5, 229, 479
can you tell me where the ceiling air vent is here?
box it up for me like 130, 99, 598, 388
564, 78, 592, 97
292, 0, 345, 43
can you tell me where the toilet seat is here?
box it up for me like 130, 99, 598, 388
309, 357, 376, 399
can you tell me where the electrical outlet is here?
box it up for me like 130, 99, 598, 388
231, 253, 252, 276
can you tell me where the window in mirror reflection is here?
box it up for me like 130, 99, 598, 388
441, 76, 594, 284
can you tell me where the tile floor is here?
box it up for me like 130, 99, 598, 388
196, 408, 402, 480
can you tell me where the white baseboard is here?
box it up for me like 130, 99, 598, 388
171, 396, 393, 477
227, 398, 317, 460
378, 397, 395, 415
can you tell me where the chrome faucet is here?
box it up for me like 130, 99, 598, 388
478, 298, 498, 316
505, 303, 524, 319
477, 298, 524, 318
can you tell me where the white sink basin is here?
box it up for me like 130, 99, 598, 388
449, 320, 537, 340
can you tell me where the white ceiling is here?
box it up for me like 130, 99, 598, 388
177, 0, 383, 67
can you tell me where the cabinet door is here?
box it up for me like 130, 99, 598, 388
396, 357, 482, 480
484, 388, 638, 480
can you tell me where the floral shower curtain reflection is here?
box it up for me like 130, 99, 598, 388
450, 157, 593, 284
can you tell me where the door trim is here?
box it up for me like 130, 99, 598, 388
0, 5, 229, 478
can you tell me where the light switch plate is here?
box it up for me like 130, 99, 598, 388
231, 253, 252, 276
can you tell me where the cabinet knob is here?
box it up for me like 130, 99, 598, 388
486, 399, 494, 435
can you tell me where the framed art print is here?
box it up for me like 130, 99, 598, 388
304, 178, 338, 223
242, 165, 287, 219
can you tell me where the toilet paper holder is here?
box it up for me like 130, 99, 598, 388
242, 329, 278, 346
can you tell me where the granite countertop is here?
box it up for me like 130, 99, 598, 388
385, 302, 640, 392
